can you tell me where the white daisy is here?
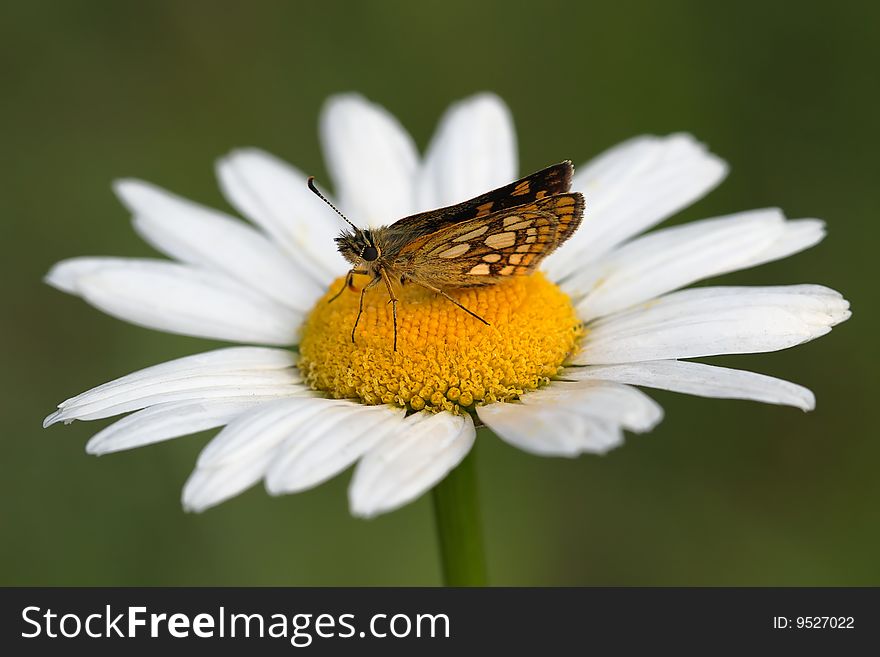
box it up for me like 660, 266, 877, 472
44, 93, 850, 519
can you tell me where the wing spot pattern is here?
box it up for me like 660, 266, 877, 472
485, 232, 516, 249
435, 243, 471, 259
453, 226, 490, 242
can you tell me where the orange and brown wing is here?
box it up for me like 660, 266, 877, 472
399, 192, 585, 286
390, 161, 575, 238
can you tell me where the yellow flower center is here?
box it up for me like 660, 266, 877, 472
298, 272, 582, 414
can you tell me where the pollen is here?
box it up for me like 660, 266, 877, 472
298, 272, 582, 414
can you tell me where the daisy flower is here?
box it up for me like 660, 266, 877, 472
44, 93, 850, 523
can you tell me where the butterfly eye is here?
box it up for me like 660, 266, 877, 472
362, 245, 380, 261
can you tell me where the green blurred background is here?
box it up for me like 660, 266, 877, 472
2, 0, 876, 586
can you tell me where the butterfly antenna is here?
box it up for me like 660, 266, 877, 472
307, 176, 360, 231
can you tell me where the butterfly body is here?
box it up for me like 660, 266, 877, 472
312, 161, 585, 350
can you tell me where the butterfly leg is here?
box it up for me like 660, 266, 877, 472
351, 275, 382, 344
379, 268, 400, 352
409, 280, 490, 326
328, 268, 369, 304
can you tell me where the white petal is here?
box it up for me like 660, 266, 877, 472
320, 93, 419, 227
49, 258, 302, 345
349, 412, 475, 518
563, 360, 815, 411
415, 93, 517, 211
48, 374, 305, 425
216, 148, 349, 284
86, 398, 274, 454
565, 209, 825, 321
746, 218, 826, 265
544, 133, 728, 279
182, 398, 343, 512
45, 257, 134, 294
265, 404, 406, 495
195, 397, 345, 469
480, 403, 622, 456
45, 347, 301, 426
576, 285, 851, 364
182, 450, 275, 513
478, 381, 663, 457
517, 381, 663, 430
115, 179, 320, 311
58, 346, 295, 405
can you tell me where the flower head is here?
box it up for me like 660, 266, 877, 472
300, 272, 581, 413
44, 93, 850, 518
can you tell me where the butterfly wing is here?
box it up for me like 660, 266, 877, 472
397, 192, 585, 287
390, 161, 574, 239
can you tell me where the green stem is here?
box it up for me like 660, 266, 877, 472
431, 443, 487, 586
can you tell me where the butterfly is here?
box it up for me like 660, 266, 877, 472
307, 161, 585, 351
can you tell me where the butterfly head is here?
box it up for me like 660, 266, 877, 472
307, 176, 383, 266
335, 228, 381, 265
